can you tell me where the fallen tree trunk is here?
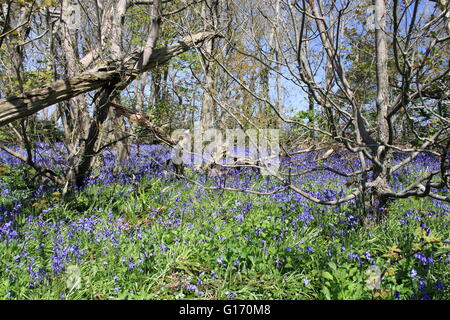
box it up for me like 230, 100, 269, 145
109, 102, 185, 178
109, 102, 177, 146
0, 31, 217, 127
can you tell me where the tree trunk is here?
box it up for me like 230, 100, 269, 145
60, 0, 90, 184
372, 0, 391, 220
0, 31, 218, 127
201, 0, 218, 132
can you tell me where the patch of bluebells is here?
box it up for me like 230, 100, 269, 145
1, 145, 448, 299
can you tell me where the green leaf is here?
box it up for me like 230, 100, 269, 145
322, 271, 334, 281
322, 286, 332, 300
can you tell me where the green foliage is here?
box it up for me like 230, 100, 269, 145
0, 167, 448, 300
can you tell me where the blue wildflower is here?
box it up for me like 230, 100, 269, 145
419, 279, 426, 291
305, 246, 314, 253
186, 284, 197, 291
435, 281, 444, 291
413, 253, 427, 265
227, 292, 237, 300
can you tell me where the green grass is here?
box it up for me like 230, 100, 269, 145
0, 167, 449, 300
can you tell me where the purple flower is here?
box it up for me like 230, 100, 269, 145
435, 281, 444, 291
410, 268, 417, 279
227, 292, 237, 300
419, 279, 426, 291
348, 252, 358, 260
327, 246, 332, 257
217, 256, 223, 265
413, 253, 427, 265
234, 214, 244, 223
394, 290, 400, 300
303, 277, 309, 287
186, 284, 197, 291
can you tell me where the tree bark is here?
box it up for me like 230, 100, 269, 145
201, 0, 218, 132
0, 31, 218, 127
372, 0, 391, 219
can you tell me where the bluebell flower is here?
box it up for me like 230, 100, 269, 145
186, 284, 197, 291
435, 281, 444, 291
327, 246, 332, 257
413, 253, 427, 265
275, 257, 281, 268
419, 279, 426, 291
234, 214, 244, 223
227, 292, 237, 300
